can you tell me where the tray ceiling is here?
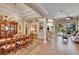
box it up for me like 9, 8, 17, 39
0, 3, 43, 20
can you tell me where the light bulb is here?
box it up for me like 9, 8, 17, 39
66, 17, 70, 20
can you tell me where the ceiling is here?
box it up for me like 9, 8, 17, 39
0, 3, 43, 21
1, 3, 79, 20
39, 3, 79, 19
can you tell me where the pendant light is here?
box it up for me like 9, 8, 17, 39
60, 10, 73, 20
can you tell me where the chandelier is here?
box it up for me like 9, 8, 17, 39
6, 3, 19, 22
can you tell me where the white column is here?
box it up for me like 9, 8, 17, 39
23, 20, 25, 34
43, 17, 47, 43
77, 17, 79, 31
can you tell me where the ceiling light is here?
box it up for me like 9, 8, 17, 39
59, 10, 73, 20
66, 17, 70, 20
66, 16, 73, 20
48, 19, 53, 22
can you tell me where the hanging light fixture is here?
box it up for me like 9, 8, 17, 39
7, 3, 19, 22
66, 16, 73, 20
60, 10, 73, 20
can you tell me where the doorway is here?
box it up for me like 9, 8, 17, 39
25, 24, 27, 35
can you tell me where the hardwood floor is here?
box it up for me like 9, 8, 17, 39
7, 35, 79, 55
28, 36, 79, 55
7, 39, 42, 55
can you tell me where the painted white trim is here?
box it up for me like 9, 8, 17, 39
25, 3, 48, 17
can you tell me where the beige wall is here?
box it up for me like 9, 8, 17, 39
25, 21, 31, 35
77, 17, 79, 31
17, 17, 40, 35
30, 21, 40, 33
17, 18, 25, 34
21, 20, 40, 35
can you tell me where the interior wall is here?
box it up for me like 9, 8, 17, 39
77, 17, 79, 31
17, 19, 31, 35
25, 21, 31, 35
22, 20, 40, 35
17, 18, 24, 34
30, 21, 40, 33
